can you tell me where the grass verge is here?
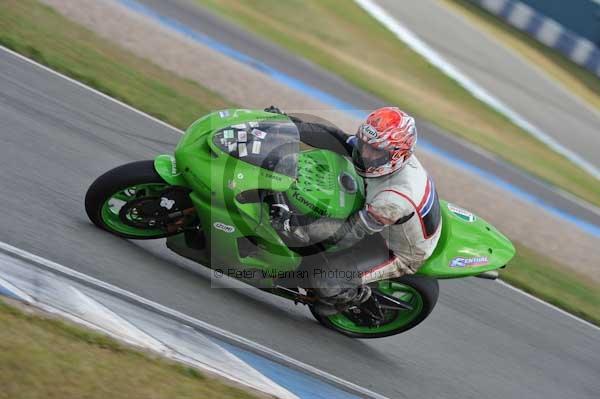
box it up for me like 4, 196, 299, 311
0, 0, 232, 130
197, 0, 600, 207
0, 0, 596, 347
443, 0, 600, 112
0, 299, 259, 399
503, 243, 600, 326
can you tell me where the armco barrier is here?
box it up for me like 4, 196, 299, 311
468, 0, 600, 77
517, 0, 600, 45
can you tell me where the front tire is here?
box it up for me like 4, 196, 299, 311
310, 275, 439, 338
85, 160, 179, 239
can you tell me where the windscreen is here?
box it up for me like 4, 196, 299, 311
212, 120, 299, 178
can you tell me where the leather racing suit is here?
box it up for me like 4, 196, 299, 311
290, 115, 442, 299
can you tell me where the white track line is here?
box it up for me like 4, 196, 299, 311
1, 46, 597, 331
0, 276, 35, 303
354, 0, 600, 181
0, 240, 390, 399
439, 0, 600, 121
496, 279, 600, 332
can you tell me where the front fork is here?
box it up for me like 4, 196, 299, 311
154, 154, 198, 233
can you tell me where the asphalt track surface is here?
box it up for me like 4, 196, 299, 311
2, 49, 600, 399
131, 0, 600, 228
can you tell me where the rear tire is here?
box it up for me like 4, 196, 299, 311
85, 160, 177, 239
310, 275, 439, 338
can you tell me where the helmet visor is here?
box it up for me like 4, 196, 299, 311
352, 140, 391, 172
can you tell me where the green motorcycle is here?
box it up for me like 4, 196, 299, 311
85, 109, 515, 338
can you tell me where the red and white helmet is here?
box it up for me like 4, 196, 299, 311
353, 107, 417, 177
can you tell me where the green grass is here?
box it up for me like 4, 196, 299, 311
445, 0, 600, 112
0, 0, 232, 130
0, 0, 597, 344
197, 0, 600, 208
502, 243, 600, 326
0, 299, 259, 399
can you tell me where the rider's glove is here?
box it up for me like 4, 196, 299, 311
269, 202, 309, 244
270, 203, 292, 233
264, 105, 286, 115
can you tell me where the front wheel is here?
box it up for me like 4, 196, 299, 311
85, 160, 192, 239
310, 275, 439, 338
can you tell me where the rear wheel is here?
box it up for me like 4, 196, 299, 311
85, 161, 193, 239
310, 275, 439, 338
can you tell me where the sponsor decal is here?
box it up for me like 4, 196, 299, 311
168, 155, 178, 175
214, 222, 235, 233
449, 256, 489, 268
261, 171, 282, 181
227, 179, 236, 190
237, 173, 244, 180
251, 140, 262, 154
218, 110, 230, 118
237, 130, 247, 142
238, 143, 248, 157
159, 197, 175, 210
361, 124, 378, 139
228, 142, 237, 153
250, 129, 267, 139
448, 203, 476, 222
248, 121, 259, 128
292, 190, 326, 216
231, 123, 246, 129
223, 129, 234, 139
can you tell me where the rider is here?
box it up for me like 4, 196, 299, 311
265, 106, 442, 315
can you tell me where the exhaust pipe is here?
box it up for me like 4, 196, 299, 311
475, 270, 499, 280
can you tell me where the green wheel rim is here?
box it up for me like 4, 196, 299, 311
100, 183, 170, 237
326, 280, 424, 335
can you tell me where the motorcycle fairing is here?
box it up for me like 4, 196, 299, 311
416, 201, 515, 278
159, 110, 515, 287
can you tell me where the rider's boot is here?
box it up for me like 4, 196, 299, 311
314, 285, 372, 316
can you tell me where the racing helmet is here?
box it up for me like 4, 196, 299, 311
352, 107, 417, 178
